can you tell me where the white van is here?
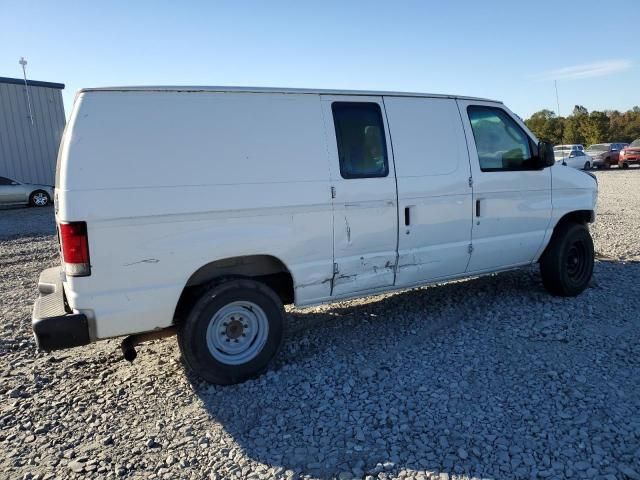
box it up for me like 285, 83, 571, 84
32, 86, 598, 385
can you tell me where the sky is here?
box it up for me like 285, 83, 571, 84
1, 0, 638, 119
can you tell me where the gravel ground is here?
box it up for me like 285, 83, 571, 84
1, 169, 639, 480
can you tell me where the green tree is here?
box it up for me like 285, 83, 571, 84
525, 106, 640, 145
581, 111, 610, 146
563, 116, 584, 144
525, 109, 564, 144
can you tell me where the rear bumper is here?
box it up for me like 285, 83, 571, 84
32, 267, 90, 351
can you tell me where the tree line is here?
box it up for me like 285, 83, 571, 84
524, 106, 640, 146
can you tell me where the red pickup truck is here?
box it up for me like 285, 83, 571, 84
619, 139, 640, 168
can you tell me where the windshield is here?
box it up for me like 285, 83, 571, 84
587, 144, 609, 151
630, 139, 640, 148
554, 149, 571, 158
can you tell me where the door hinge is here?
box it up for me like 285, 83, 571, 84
468, 176, 473, 187
331, 186, 336, 199
333, 263, 339, 274
468, 243, 474, 254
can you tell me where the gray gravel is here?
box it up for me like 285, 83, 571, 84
1, 169, 640, 480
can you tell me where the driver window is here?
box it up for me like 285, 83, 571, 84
467, 106, 535, 172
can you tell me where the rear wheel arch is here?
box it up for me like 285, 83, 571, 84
173, 254, 295, 323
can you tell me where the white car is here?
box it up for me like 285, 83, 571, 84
32, 86, 598, 385
554, 146, 593, 170
0, 176, 53, 207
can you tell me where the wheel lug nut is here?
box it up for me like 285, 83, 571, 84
243, 324, 248, 328
234, 339, 239, 343
225, 338, 230, 342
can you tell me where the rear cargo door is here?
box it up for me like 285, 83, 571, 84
321, 95, 398, 297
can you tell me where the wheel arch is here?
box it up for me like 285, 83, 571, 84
173, 254, 295, 323
539, 210, 594, 260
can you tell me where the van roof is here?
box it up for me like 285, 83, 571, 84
78, 85, 500, 103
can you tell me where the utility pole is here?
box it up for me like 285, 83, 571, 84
19, 57, 35, 125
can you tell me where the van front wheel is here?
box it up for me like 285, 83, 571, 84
178, 279, 285, 385
540, 222, 594, 297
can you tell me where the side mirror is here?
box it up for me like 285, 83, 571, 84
538, 141, 555, 168
11, 181, 19, 185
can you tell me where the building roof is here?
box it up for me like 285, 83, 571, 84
79, 85, 500, 103
0, 76, 65, 90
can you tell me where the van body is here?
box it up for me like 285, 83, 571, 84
33, 87, 598, 384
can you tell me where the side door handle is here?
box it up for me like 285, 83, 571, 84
475, 199, 481, 217
404, 206, 411, 226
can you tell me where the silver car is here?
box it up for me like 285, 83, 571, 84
0, 176, 53, 207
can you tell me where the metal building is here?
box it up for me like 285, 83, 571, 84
0, 76, 65, 186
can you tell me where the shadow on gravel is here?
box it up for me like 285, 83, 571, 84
190, 260, 640, 479
592, 166, 640, 174
0, 206, 55, 240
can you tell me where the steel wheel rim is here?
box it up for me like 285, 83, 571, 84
33, 193, 48, 206
566, 241, 588, 281
206, 300, 269, 365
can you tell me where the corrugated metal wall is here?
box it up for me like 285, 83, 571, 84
0, 78, 65, 186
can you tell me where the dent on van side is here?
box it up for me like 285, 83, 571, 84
32, 86, 597, 385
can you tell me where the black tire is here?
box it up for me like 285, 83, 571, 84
178, 279, 285, 385
540, 222, 594, 297
29, 190, 50, 207
604, 159, 611, 169
621, 162, 629, 169
583, 161, 591, 170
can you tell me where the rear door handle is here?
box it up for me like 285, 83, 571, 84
404, 206, 411, 226
475, 199, 481, 217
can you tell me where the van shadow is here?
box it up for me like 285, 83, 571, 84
189, 260, 640, 479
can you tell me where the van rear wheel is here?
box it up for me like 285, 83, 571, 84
178, 279, 285, 385
540, 222, 594, 297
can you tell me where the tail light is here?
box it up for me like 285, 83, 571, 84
59, 222, 91, 276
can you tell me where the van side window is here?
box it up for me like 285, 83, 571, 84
332, 102, 389, 179
467, 106, 535, 172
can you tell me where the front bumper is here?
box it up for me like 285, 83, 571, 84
621, 156, 640, 163
32, 267, 90, 351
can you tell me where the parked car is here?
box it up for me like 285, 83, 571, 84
586, 143, 628, 169
554, 144, 584, 153
554, 147, 593, 170
32, 86, 597, 385
0, 176, 53, 207
619, 139, 640, 168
